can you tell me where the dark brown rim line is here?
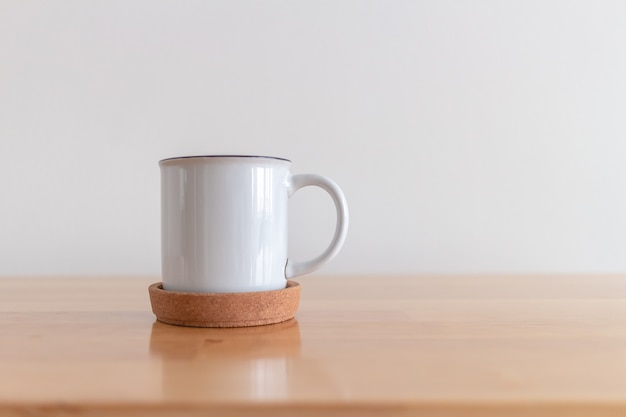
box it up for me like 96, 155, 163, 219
159, 155, 291, 163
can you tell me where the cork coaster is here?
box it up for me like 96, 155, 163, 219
148, 281, 300, 328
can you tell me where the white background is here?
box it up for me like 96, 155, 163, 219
1, 0, 626, 276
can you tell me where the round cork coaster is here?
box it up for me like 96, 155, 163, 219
148, 281, 300, 328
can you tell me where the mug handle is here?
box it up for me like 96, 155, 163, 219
285, 174, 349, 279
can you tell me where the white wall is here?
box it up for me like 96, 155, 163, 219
2, 0, 626, 276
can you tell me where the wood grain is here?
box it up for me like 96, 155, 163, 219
2, 275, 626, 416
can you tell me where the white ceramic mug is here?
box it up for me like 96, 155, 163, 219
160, 155, 349, 293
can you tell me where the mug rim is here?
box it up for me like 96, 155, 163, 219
159, 155, 291, 164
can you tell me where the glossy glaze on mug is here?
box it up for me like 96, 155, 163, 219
160, 155, 349, 293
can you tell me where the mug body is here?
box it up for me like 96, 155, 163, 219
160, 155, 290, 293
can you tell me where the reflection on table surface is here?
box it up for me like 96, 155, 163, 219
150, 319, 303, 400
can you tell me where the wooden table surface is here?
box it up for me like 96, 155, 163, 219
2, 275, 626, 416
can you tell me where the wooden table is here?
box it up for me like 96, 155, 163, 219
2, 275, 626, 416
